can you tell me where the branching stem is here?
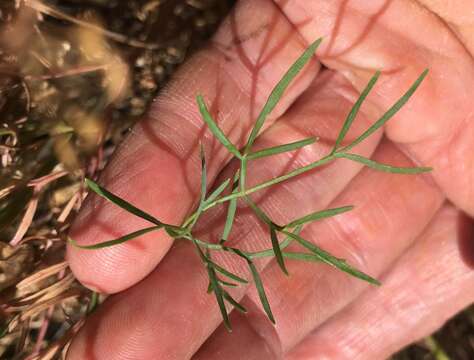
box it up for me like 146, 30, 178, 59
71, 38, 430, 330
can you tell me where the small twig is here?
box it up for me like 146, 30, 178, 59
16, 262, 68, 291
10, 193, 39, 247
24, 64, 109, 81
57, 191, 80, 223
21, 80, 31, 113
30, 306, 54, 358
28, 170, 68, 188
15, 116, 28, 125
9, 171, 69, 246
29, 50, 52, 71
31, 318, 85, 360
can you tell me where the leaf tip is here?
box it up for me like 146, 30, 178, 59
362, 274, 381, 286
417, 68, 430, 84
196, 94, 207, 111
312, 37, 324, 47
199, 142, 206, 164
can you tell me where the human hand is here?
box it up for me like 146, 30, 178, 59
66, 1, 474, 359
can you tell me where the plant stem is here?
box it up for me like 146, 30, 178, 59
182, 153, 336, 227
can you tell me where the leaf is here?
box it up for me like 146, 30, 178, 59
245, 197, 275, 227
281, 230, 380, 285
248, 260, 275, 324
221, 172, 239, 243
200, 144, 207, 205
249, 225, 302, 259
205, 178, 231, 204
284, 206, 354, 229
248, 137, 317, 160
85, 178, 162, 226
196, 95, 242, 159
207, 264, 232, 331
191, 237, 208, 262
228, 246, 251, 261
337, 153, 432, 174
270, 227, 288, 275
192, 240, 232, 330
332, 71, 381, 152
210, 260, 248, 284
223, 246, 276, 321
207, 278, 239, 293
244, 38, 323, 153
188, 144, 208, 229
218, 279, 238, 288
68, 225, 162, 249
240, 157, 248, 189
343, 69, 429, 152
223, 291, 248, 313
222, 197, 237, 242
281, 251, 380, 286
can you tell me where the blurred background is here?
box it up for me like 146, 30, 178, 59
0, 1, 472, 359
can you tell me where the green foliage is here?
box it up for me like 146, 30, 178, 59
197, 95, 242, 159
71, 39, 429, 329
248, 137, 317, 160
244, 38, 323, 153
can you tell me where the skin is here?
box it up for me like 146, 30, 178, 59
66, 0, 474, 359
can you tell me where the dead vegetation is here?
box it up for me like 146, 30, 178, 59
0, 0, 231, 358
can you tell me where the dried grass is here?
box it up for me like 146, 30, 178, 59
0, 0, 230, 357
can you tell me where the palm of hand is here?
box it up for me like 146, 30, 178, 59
67, 1, 474, 359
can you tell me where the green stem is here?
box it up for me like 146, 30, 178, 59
181, 153, 336, 230
215, 154, 334, 205
240, 156, 248, 191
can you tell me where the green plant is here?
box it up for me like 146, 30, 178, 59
69, 38, 430, 331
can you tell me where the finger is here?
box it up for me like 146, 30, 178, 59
193, 139, 443, 359
416, 0, 474, 55
66, 0, 320, 294
276, 0, 474, 216
66, 68, 383, 360
287, 205, 474, 360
